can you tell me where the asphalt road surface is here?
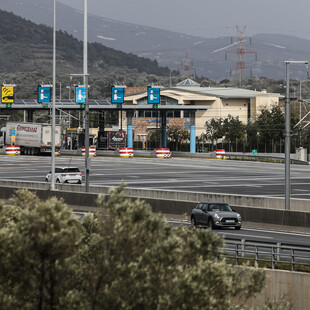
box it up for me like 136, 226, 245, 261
167, 220, 310, 247
0, 155, 310, 199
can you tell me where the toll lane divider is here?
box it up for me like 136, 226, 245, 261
6, 145, 20, 155
81, 146, 96, 157
119, 147, 134, 158
155, 148, 171, 158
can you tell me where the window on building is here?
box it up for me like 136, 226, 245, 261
184, 111, 191, 118
167, 110, 173, 118
137, 95, 178, 106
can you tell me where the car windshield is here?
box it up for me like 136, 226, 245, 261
210, 204, 232, 212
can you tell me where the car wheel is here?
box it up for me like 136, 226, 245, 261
45, 178, 48, 182
191, 217, 196, 227
208, 218, 214, 229
235, 226, 241, 230
56, 179, 60, 183
78, 180, 82, 184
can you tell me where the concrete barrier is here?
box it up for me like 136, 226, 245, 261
0, 181, 310, 227
119, 147, 134, 158
247, 269, 310, 310
155, 148, 171, 158
6, 145, 21, 156
1, 180, 310, 214
82, 146, 96, 157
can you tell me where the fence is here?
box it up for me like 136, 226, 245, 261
219, 238, 310, 271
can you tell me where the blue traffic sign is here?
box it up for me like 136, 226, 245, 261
75, 87, 86, 103
111, 87, 124, 104
38, 86, 51, 103
148, 87, 160, 104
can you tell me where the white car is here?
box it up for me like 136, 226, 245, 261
45, 167, 82, 184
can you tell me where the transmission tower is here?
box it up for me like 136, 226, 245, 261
180, 52, 196, 78
225, 26, 257, 86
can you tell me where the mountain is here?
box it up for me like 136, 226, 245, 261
2, 0, 310, 80
0, 9, 170, 76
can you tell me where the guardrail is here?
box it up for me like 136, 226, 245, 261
220, 238, 310, 271
224, 152, 309, 165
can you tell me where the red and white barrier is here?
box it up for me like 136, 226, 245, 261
155, 148, 171, 159
82, 146, 96, 157
6, 145, 20, 156
216, 149, 225, 159
119, 147, 134, 158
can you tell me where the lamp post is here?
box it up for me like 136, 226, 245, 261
83, 0, 90, 192
284, 61, 308, 211
51, 0, 56, 190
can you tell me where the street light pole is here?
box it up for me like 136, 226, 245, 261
284, 61, 308, 211
84, 0, 90, 192
285, 61, 290, 211
51, 0, 56, 190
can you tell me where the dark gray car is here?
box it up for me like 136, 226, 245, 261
191, 202, 242, 230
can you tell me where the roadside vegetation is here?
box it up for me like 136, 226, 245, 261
203, 106, 310, 154
0, 187, 292, 309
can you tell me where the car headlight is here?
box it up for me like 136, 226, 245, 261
213, 213, 220, 219
236, 214, 242, 220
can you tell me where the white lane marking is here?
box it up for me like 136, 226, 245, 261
217, 232, 274, 239
167, 220, 188, 224
167, 221, 310, 238
240, 228, 310, 237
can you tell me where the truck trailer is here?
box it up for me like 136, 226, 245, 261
0, 122, 61, 155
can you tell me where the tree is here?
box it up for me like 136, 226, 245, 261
167, 124, 190, 151
205, 118, 223, 150
255, 106, 285, 152
0, 187, 275, 310
222, 115, 245, 152
0, 190, 81, 310
246, 121, 259, 151
149, 128, 161, 149
69, 185, 265, 310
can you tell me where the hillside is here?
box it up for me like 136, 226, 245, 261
0, 10, 171, 76
3, 0, 310, 80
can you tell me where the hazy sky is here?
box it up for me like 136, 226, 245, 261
57, 0, 310, 39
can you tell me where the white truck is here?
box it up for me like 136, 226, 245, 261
0, 122, 61, 155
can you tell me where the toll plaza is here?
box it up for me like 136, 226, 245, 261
0, 98, 210, 153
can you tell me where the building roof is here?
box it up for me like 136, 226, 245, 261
176, 78, 200, 87
172, 86, 278, 99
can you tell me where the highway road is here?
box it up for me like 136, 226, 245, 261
0, 155, 310, 199
73, 211, 310, 249
167, 220, 310, 247
1, 154, 310, 248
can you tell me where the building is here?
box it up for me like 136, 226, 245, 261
123, 79, 283, 142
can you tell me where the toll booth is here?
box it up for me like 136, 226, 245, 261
65, 128, 95, 150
